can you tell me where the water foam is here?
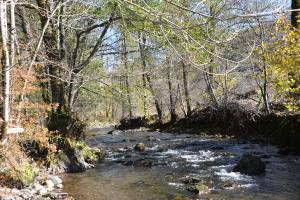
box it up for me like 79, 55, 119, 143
215, 169, 251, 181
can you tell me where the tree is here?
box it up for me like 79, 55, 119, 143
0, 0, 16, 141
292, 0, 300, 29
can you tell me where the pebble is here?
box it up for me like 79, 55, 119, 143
37, 188, 48, 195
33, 183, 43, 191
47, 176, 62, 185
45, 180, 55, 190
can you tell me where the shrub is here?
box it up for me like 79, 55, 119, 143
0, 141, 38, 187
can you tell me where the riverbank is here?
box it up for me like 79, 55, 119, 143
0, 136, 105, 200
118, 104, 300, 155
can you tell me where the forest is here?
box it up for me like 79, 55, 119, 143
0, 0, 300, 200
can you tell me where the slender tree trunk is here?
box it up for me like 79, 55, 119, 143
182, 61, 191, 117
146, 75, 162, 122
111, 100, 115, 119
138, 33, 162, 121
257, 60, 270, 114
224, 61, 228, 107
167, 64, 176, 122
208, 2, 217, 88
120, 78, 126, 119
203, 1, 219, 108
175, 67, 186, 117
142, 74, 148, 117
122, 37, 133, 118
138, 32, 149, 118
139, 33, 148, 118
292, 0, 300, 29
0, 1, 10, 141
10, 0, 16, 67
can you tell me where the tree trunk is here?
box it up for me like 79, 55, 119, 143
36, 0, 66, 111
122, 37, 133, 118
203, 1, 219, 108
292, 0, 300, 29
138, 32, 149, 118
10, 0, 16, 66
182, 61, 191, 117
139, 33, 148, 118
138, 33, 162, 121
67, 13, 115, 111
0, 0, 10, 141
167, 64, 176, 123
146, 75, 162, 122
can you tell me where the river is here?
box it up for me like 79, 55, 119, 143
62, 127, 300, 200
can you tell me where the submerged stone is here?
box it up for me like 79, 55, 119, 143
134, 143, 146, 151
133, 159, 152, 167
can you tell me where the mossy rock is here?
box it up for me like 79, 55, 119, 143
134, 143, 146, 151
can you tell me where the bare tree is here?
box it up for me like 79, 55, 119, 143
0, 0, 13, 141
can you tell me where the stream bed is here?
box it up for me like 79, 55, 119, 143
62, 127, 300, 200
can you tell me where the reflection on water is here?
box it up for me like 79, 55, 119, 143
63, 128, 300, 200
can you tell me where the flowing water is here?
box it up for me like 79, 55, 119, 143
62, 127, 300, 200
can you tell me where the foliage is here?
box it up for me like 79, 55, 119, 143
0, 140, 38, 187
263, 17, 300, 111
65, 138, 98, 161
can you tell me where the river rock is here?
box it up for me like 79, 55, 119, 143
92, 147, 106, 161
133, 159, 152, 167
46, 175, 62, 186
33, 183, 44, 191
107, 130, 122, 135
187, 183, 209, 194
134, 143, 145, 151
233, 153, 266, 175
45, 180, 55, 190
37, 188, 48, 195
222, 181, 234, 189
123, 160, 134, 166
64, 139, 95, 173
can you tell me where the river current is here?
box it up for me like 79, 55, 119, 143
62, 127, 300, 200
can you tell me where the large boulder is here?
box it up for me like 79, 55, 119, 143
233, 153, 266, 175
51, 138, 98, 173
63, 139, 95, 173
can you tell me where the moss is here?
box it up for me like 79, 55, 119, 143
4, 162, 37, 187
65, 138, 97, 162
